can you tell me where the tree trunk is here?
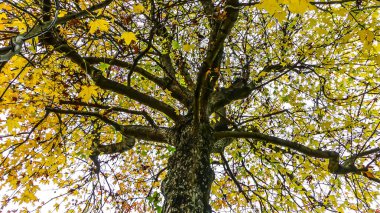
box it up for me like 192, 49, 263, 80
162, 123, 215, 213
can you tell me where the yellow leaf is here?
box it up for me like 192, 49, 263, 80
121, 31, 137, 45
12, 20, 27, 33
273, 11, 287, 22
58, 10, 67, 18
133, 4, 145, 13
333, 7, 349, 16
6, 118, 20, 133
21, 190, 38, 203
316, 27, 328, 35
258, 71, 268, 78
79, 85, 98, 102
284, 0, 314, 14
183, 44, 193, 52
0, 13, 6, 19
257, 0, 283, 15
375, 54, 380, 65
358, 29, 374, 44
0, 2, 12, 11
88, 19, 109, 34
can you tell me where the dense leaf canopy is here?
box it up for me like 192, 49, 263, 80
0, 0, 379, 212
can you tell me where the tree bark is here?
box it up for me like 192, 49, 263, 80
162, 123, 215, 213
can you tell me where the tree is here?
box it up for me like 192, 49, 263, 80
0, 0, 379, 212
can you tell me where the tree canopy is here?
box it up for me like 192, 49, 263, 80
0, 0, 379, 212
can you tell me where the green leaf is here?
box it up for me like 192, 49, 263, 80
99, 62, 110, 72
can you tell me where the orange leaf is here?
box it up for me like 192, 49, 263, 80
363, 171, 375, 178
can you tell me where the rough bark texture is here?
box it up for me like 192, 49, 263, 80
162, 123, 215, 213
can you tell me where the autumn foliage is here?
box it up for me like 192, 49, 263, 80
0, 0, 379, 212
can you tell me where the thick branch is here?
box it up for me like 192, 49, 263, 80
200, 0, 215, 24
46, 107, 123, 130
1, 0, 112, 63
354, 147, 380, 158
29, 0, 113, 40
57, 0, 114, 24
208, 81, 254, 114
194, 0, 240, 124
50, 43, 181, 121
45, 107, 172, 144
209, 64, 286, 113
97, 135, 136, 155
214, 131, 378, 175
84, 56, 192, 106
146, 4, 194, 107
214, 131, 338, 159
59, 100, 157, 127
84, 57, 163, 83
